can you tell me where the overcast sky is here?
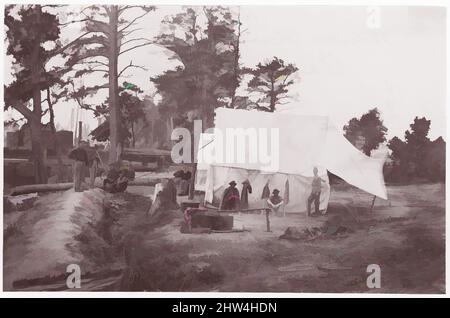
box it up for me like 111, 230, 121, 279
4, 5, 447, 141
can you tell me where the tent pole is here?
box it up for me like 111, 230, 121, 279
265, 209, 271, 232
370, 195, 376, 213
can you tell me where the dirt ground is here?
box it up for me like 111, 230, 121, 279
4, 182, 445, 293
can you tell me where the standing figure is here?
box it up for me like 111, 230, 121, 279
220, 181, 240, 210
307, 167, 325, 216
68, 141, 89, 192
267, 189, 283, 215
86, 144, 100, 188
240, 179, 252, 210
267, 189, 284, 216
261, 180, 270, 200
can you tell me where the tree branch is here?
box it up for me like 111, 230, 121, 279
118, 61, 148, 77
118, 10, 151, 33
122, 27, 143, 37
119, 41, 153, 55
120, 37, 153, 49
51, 31, 93, 57
9, 101, 40, 122
59, 18, 90, 27
90, 68, 109, 73
4, 116, 26, 127
84, 60, 109, 67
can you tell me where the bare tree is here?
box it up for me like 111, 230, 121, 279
63, 5, 155, 163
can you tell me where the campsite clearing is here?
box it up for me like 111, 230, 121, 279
4, 183, 444, 293
117, 182, 444, 293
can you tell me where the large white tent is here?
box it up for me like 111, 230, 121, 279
196, 108, 387, 213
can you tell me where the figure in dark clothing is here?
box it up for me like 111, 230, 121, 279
86, 145, 100, 188
173, 170, 191, 196
307, 167, 325, 216
267, 189, 284, 216
183, 171, 192, 181
240, 179, 252, 209
261, 181, 270, 199
162, 178, 178, 208
220, 180, 240, 210
68, 141, 89, 192
259, 180, 271, 214
103, 161, 134, 193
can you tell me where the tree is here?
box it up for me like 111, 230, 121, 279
4, 5, 83, 183
204, 6, 243, 108
343, 108, 388, 156
153, 6, 241, 124
119, 84, 146, 147
152, 6, 241, 198
404, 117, 431, 168
387, 116, 445, 182
244, 57, 298, 112
89, 84, 146, 148
403, 117, 433, 178
388, 136, 407, 163
424, 137, 445, 182
62, 5, 155, 163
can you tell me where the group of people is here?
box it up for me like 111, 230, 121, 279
220, 167, 326, 216
69, 140, 134, 193
220, 179, 252, 210
68, 142, 326, 216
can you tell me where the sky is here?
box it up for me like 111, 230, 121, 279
4, 5, 447, 141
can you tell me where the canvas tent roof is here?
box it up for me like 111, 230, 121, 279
198, 108, 387, 200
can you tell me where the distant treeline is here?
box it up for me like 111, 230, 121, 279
343, 108, 445, 184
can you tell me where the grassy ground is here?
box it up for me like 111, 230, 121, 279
4, 183, 445, 293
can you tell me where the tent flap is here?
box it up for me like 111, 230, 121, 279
319, 121, 388, 200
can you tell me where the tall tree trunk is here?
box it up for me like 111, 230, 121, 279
108, 6, 121, 163
47, 88, 64, 182
29, 5, 47, 184
131, 121, 135, 147
30, 118, 47, 184
269, 79, 275, 112
188, 119, 197, 200
230, 11, 241, 108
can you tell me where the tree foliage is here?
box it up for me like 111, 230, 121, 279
387, 117, 445, 182
151, 6, 241, 129
243, 57, 298, 112
4, 5, 77, 183
62, 5, 155, 162
90, 84, 146, 146
343, 108, 388, 156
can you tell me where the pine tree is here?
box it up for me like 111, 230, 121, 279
4, 5, 86, 183
244, 57, 299, 112
62, 5, 155, 163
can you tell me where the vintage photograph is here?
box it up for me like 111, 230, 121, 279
2, 4, 446, 293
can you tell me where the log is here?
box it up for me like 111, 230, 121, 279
10, 178, 164, 196
215, 208, 270, 214
211, 229, 250, 233
191, 213, 233, 231
10, 183, 73, 195
128, 178, 162, 186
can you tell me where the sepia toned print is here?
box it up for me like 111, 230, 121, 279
3, 4, 445, 293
